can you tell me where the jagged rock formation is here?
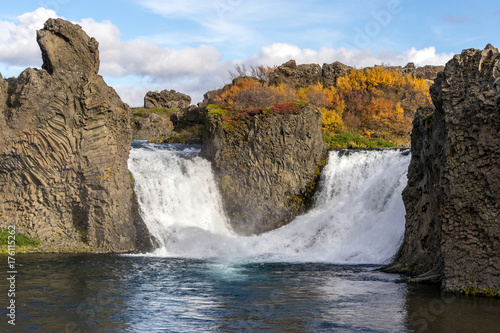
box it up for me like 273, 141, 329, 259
131, 113, 172, 140
266, 59, 443, 89
391, 45, 500, 296
198, 89, 221, 107
144, 89, 191, 109
322, 61, 351, 87
388, 62, 444, 81
201, 104, 328, 235
266, 60, 324, 88
0, 19, 153, 253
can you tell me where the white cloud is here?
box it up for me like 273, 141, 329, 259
0, 7, 58, 67
0, 9, 454, 108
78, 18, 224, 80
404, 47, 453, 66
248, 43, 453, 68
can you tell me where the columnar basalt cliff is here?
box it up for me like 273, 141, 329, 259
393, 45, 500, 295
201, 104, 328, 235
0, 19, 153, 252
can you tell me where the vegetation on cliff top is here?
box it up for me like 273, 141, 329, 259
0, 229, 40, 253
212, 66, 431, 148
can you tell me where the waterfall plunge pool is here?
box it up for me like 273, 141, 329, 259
5, 142, 499, 332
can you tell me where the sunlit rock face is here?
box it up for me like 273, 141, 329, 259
0, 18, 153, 253
398, 44, 500, 296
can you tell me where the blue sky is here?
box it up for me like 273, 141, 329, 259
0, 0, 498, 106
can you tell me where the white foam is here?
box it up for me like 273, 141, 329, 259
129, 143, 410, 265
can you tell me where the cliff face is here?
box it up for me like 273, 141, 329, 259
397, 45, 500, 295
0, 19, 153, 252
132, 113, 172, 140
201, 104, 327, 235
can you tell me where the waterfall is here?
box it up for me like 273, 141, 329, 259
128, 142, 410, 264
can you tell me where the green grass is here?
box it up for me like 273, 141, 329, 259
0, 229, 40, 247
207, 104, 234, 117
323, 131, 396, 149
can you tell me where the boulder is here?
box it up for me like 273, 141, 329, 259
393, 44, 500, 296
170, 105, 206, 132
198, 88, 223, 107
267, 60, 323, 88
201, 104, 328, 235
131, 113, 173, 140
0, 19, 154, 253
322, 61, 351, 87
144, 89, 191, 109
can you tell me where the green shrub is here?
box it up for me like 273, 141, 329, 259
323, 131, 395, 149
0, 229, 40, 247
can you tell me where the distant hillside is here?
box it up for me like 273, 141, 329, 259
202, 60, 442, 148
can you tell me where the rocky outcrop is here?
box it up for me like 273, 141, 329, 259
170, 105, 207, 132
385, 62, 444, 81
201, 103, 328, 235
144, 89, 191, 109
392, 45, 500, 296
0, 19, 153, 253
322, 61, 351, 87
131, 113, 172, 140
266, 60, 323, 88
267, 59, 442, 89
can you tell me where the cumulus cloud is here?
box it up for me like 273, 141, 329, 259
248, 43, 453, 68
0, 8, 453, 107
79, 18, 224, 80
113, 43, 453, 107
0, 7, 58, 67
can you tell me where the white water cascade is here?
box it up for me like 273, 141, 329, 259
128, 142, 411, 264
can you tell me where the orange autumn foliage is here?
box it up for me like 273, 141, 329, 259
213, 65, 432, 146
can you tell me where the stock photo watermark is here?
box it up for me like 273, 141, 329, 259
407, 291, 456, 332
6, 225, 17, 326
353, 0, 412, 49
65, 292, 113, 333
38, 0, 69, 12
213, 0, 245, 19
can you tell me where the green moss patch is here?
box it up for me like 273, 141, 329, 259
323, 131, 395, 149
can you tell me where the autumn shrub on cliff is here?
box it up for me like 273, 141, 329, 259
335, 66, 431, 146
214, 77, 297, 112
213, 66, 431, 147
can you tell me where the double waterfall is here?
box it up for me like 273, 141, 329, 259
128, 142, 410, 264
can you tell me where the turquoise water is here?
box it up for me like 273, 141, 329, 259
3, 144, 499, 332
4, 254, 500, 332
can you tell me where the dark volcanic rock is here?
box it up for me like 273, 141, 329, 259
132, 113, 173, 140
201, 104, 328, 235
322, 61, 351, 87
170, 106, 207, 132
383, 62, 444, 81
0, 19, 153, 253
267, 60, 323, 88
144, 89, 191, 109
394, 45, 500, 295
198, 89, 222, 107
